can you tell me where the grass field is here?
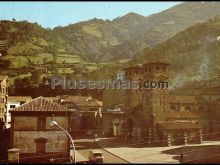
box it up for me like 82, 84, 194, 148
56, 54, 84, 64
82, 25, 103, 38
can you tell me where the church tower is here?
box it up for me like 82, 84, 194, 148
142, 61, 170, 141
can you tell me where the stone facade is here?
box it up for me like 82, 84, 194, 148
59, 96, 102, 135
10, 97, 76, 163
123, 61, 219, 146
101, 110, 124, 137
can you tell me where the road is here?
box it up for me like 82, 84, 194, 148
74, 138, 128, 164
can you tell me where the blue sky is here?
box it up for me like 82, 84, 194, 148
0, 2, 182, 28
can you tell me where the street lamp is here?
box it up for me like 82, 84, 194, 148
49, 120, 76, 164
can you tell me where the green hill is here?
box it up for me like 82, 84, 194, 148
0, 20, 87, 69
54, 2, 220, 62
135, 15, 220, 87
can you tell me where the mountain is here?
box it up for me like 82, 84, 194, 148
54, 2, 220, 62
103, 2, 220, 61
135, 15, 220, 88
53, 12, 147, 61
0, 20, 88, 70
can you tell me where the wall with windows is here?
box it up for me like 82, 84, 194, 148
12, 115, 69, 154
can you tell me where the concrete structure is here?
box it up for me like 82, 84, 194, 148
9, 97, 76, 163
0, 75, 8, 128
5, 96, 32, 129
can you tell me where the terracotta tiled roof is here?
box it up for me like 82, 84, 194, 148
124, 64, 144, 70
0, 75, 8, 81
10, 96, 75, 112
143, 61, 169, 66
7, 96, 32, 102
166, 111, 206, 119
158, 122, 201, 130
60, 96, 102, 107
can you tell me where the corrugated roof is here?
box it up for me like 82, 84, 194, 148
10, 96, 76, 112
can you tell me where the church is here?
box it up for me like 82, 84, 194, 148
123, 61, 219, 146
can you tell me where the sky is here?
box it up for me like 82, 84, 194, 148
0, 1, 182, 28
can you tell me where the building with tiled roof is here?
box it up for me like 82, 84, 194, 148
158, 122, 201, 131
10, 96, 77, 163
53, 95, 102, 136
5, 96, 32, 129
122, 61, 211, 146
60, 96, 101, 107
10, 96, 74, 112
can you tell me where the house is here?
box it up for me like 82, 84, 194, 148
59, 96, 102, 136
0, 75, 8, 129
5, 96, 32, 129
9, 96, 76, 163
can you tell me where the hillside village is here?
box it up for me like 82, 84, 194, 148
1, 1, 220, 164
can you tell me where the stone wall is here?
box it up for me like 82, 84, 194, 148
14, 131, 68, 153
13, 116, 69, 153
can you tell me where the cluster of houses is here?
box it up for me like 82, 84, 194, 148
1, 60, 220, 163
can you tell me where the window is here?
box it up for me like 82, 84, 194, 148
170, 105, 176, 111
35, 138, 47, 153
38, 117, 46, 130
185, 106, 191, 111
163, 66, 166, 72
10, 105, 16, 109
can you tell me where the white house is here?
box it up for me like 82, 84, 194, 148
6, 96, 32, 129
